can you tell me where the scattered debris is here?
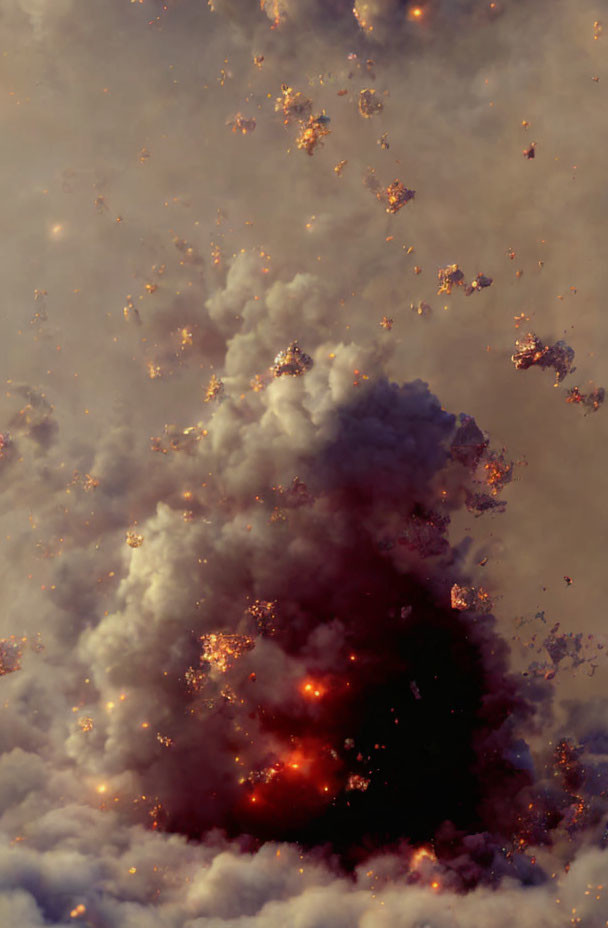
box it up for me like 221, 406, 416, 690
227, 113, 256, 134
565, 385, 604, 412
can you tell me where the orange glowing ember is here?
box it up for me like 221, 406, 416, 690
408, 5, 424, 20
301, 679, 324, 699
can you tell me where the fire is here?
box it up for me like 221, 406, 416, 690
301, 679, 324, 699
408, 6, 424, 20
411, 845, 437, 868
70, 905, 86, 918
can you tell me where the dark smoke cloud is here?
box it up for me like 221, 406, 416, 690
1, 0, 608, 925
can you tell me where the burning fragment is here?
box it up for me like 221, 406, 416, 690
204, 373, 224, 403
0, 432, 12, 459
156, 733, 174, 748
346, 773, 370, 792
147, 361, 163, 380
123, 295, 141, 325
511, 332, 575, 384
377, 132, 389, 150
199, 633, 255, 674
450, 583, 492, 613
358, 89, 383, 118
334, 160, 348, 176
0, 637, 25, 676
275, 84, 312, 123
380, 315, 393, 330
565, 384, 605, 412
410, 300, 432, 317
78, 471, 100, 492
272, 341, 313, 377
382, 180, 415, 214
482, 449, 513, 495
253, 55, 264, 68
523, 142, 536, 159
437, 264, 465, 295
227, 113, 256, 134
150, 423, 206, 454
464, 273, 493, 295
126, 530, 144, 548
593, 20, 603, 39
295, 113, 331, 156
78, 716, 94, 733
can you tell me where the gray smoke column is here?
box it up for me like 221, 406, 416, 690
1, 0, 608, 925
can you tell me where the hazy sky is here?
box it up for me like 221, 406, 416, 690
1, 1, 608, 926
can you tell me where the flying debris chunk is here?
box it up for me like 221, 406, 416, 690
380, 316, 393, 330
437, 264, 465, 295
227, 113, 256, 134
450, 583, 492, 613
275, 84, 312, 123
377, 132, 389, 150
204, 374, 224, 403
358, 89, 383, 118
126, 530, 144, 548
334, 160, 348, 176
465, 273, 493, 296
272, 341, 313, 377
296, 113, 331, 156
511, 332, 575, 384
523, 142, 536, 159
565, 385, 605, 412
451, 415, 489, 469
383, 180, 415, 214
